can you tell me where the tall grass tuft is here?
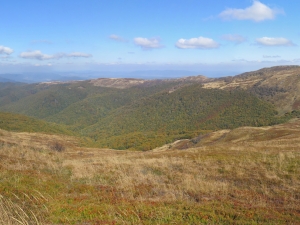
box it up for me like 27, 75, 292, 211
0, 194, 44, 225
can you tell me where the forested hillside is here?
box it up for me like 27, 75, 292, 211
203, 65, 300, 114
0, 111, 73, 135
0, 66, 299, 150
45, 80, 184, 130
82, 85, 282, 150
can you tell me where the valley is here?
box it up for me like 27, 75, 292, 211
0, 65, 300, 224
1, 65, 300, 150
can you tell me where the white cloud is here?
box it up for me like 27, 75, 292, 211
34, 63, 52, 67
175, 37, 219, 49
134, 37, 163, 49
0, 46, 14, 55
67, 52, 92, 58
109, 34, 127, 42
222, 34, 246, 44
263, 55, 281, 58
219, 1, 282, 22
20, 51, 54, 60
256, 37, 295, 46
20, 50, 92, 60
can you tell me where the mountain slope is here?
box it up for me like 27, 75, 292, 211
203, 65, 300, 114
0, 66, 299, 150
0, 111, 73, 135
1, 118, 299, 224
45, 80, 185, 129
82, 85, 282, 150
0, 81, 108, 119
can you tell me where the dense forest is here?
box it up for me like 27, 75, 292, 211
0, 81, 289, 150
0, 111, 72, 135
82, 85, 284, 150
1, 66, 300, 150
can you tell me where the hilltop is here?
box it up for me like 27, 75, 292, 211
203, 65, 300, 114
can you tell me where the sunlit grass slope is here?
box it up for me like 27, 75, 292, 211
0, 119, 299, 224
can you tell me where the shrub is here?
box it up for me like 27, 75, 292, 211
50, 142, 65, 152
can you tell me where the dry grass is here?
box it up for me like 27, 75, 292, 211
0, 193, 46, 225
0, 120, 300, 223
202, 66, 300, 114
0, 130, 77, 172
64, 141, 299, 205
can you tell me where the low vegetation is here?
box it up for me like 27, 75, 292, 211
0, 66, 300, 223
0, 119, 299, 224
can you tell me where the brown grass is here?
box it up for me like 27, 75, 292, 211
0, 193, 46, 225
202, 66, 300, 114
0, 120, 300, 223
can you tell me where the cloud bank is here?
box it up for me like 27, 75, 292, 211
67, 52, 92, 57
219, 1, 282, 22
176, 37, 219, 49
256, 37, 295, 46
20, 50, 92, 60
263, 55, 281, 58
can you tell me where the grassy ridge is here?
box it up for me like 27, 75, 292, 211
0, 120, 299, 224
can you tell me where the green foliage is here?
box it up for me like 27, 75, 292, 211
83, 85, 283, 149
0, 111, 73, 135
44, 81, 183, 129
0, 80, 181, 123
0, 81, 291, 150
281, 110, 300, 120
0, 82, 93, 119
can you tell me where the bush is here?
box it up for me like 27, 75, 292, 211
50, 142, 65, 152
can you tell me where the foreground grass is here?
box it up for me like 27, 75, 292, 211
0, 120, 300, 224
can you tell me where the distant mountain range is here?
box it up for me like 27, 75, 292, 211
0, 73, 85, 83
0, 70, 201, 83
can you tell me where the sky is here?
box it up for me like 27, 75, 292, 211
0, 0, 300, 77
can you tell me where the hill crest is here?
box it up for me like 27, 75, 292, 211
203, 65, 300, 114
88, 75, 211, 89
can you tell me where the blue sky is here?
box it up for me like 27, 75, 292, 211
0, 0, 299, 77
